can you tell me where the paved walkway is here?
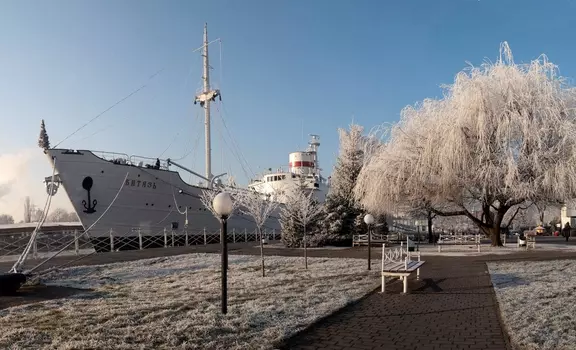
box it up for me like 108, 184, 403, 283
279, 255, 509, 350
277, 247, 576, 350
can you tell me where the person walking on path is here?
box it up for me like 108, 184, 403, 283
562, 222, 572, 242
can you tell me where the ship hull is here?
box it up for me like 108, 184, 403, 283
46, 149, 281, 252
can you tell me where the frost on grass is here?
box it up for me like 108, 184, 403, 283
0, 254, 378, 350
489, 260, 576, 350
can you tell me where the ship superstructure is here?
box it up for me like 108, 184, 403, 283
248, 135, 328, 203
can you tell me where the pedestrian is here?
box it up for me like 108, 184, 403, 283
562, 222, 571, 242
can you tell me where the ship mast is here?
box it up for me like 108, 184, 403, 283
194, 23, 220, 188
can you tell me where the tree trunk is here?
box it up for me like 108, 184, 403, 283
427, 212, 434, 244
258, 227, 265, 277
303, 225, 308, 269
486, 226, 503, 247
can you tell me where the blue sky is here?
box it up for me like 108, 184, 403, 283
1, 0, 576, 218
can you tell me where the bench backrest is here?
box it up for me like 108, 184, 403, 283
381, 243, 421, 271
382, 244, 404, 264
438, 233, 481, 244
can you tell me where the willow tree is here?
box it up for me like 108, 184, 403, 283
354, 42, 576, 246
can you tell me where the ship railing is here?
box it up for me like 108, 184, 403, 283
103, 227, 279, 252
129, 155, 170, 170
91, 150, 130, 164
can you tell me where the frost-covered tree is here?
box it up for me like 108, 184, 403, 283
280, 186, 324, 269
199, 187, 241, 220
236, 190, 279, 277
355, 42, 576, 246
23, 196, 33, 223
0, 214, 14, 225
353, 212, 368, 236
329, 124, 365, 202
406, 204, 438, 243
321, 124, 376, 239
47, 208, 79, 222
38, 119, 50, 150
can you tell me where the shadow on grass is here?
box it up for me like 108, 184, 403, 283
0, 284, 98, 310
490, 273, 530, 289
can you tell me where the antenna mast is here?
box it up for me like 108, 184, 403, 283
194, 23, 221, 188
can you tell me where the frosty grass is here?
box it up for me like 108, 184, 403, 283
489, 259, 576, 350
0, 253, 379, 349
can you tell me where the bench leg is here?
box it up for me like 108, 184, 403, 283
437, 245, 441, 253
381, 275, 385, 293
403, 275, 408, 294
417, 268, 420, 281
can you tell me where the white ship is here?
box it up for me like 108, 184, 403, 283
248, 134, 328, 203
41, 24, 328, 252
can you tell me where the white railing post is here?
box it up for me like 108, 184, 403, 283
138, 228, 143, 250
244, 228, 248, 242
109, 229, 114, 252
185, 230, 189, 246
203, 228, 207, 245
171, 229, 175, 247
74, 229, 79, 255
233, 228, 236, 243
164, 228, 168, 248
381, 244, 385, 293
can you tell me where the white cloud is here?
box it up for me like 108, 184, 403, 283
0, 148, 72, 222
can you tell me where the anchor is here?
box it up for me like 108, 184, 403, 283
81, 176, 97, 214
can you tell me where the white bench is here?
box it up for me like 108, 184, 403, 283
353, 233, 388, 247
437, 234, 481, 252
381, 243, 425, 294
517, 234, 536, 249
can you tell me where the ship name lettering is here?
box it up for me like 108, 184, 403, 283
125, 179, 156, 189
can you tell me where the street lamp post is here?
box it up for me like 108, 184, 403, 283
364, 214, 375, 270
212, 192, 234, 314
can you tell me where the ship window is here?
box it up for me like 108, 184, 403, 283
274, 176, 278, 181
282, 175, 286, 180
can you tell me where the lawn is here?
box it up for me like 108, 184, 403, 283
488, 259, 576, 350
0, 253, 379, 349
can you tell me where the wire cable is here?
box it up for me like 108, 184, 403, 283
54, 69, 164, 148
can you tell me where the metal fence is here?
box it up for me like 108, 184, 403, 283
0, 227, 278, 263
